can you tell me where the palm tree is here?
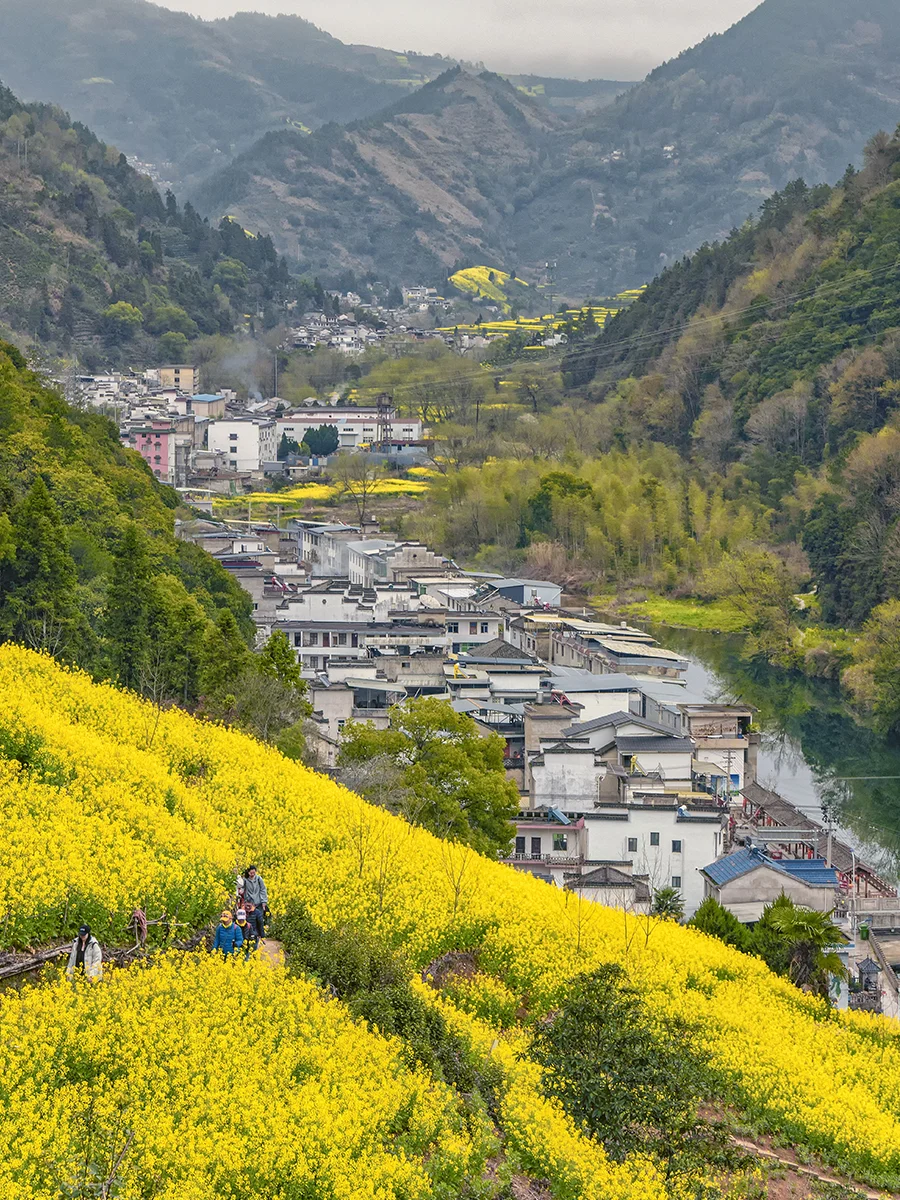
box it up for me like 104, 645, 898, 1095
651, 886, 685, 922
768, 899, 847, 1001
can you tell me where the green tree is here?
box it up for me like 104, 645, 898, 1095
339, 698, 518, 857
159, 331, 190, 360
102, 302, 144, 342
278, 433, 301, 460
529, 963, 722, 1174
688, 896, 750, 950
651, 886, 685, 921
105, 523, 153, 689
6, 478, 80, 656
703, 549, 798, 667
303, 424, 340, 456
197, 609, 252, 715
843, 599, 900, 734
764, 898, 848, 1001
257, 629, 306, 693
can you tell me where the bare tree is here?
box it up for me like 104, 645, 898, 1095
330, 453, 385, 524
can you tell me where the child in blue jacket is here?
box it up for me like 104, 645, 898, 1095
212, 909, 244, 957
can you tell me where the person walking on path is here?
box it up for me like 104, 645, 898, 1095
66, 925, 103, 983
240, 866, 268, 913
212, 909, 244, 958
244, 900, 266, 944
235, 908, 258, 959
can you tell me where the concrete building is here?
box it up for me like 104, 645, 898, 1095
158, 364, 200, 392
700, 847, 840, 922
276, 409, 423, 451
208, 419, 278, 472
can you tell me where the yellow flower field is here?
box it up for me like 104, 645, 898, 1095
211, 477, 429, 514
0, 954, 486, 1200
3, 645, 900, 1193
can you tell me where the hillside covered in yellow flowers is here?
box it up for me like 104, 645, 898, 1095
3, 644, 900, 1199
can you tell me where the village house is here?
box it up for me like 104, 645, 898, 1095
700, 846, 840, 922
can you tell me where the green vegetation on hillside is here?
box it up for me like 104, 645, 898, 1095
0, 338, 256, 691
0, 80, 316, 368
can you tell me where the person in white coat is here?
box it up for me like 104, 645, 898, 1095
66, 924, 103, 983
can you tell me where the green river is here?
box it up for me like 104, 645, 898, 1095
654, 626, 900, 883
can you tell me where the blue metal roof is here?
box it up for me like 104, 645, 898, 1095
702, 848, 839, 888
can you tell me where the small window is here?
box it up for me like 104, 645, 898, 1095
672, 839, 682, 853
650, 832, 660, 847
154, 455, 161, 463
337, 719, 345, 731
531, 837, 542, 858
469, 622, 478, 635
515, 836, 526, 856
307, 633, 318, 646
481, 623, 489, 634
308, 656, 318, 669
552, 833, 568, 852
447, 621, 459, 633
337, 632, 347, 646
401, 661, 409, 669
671, 876, 682, 889
627, 837, 638, 853
229, 460, 237, 468
229, 433, 238, 441
294, 634, 302, 647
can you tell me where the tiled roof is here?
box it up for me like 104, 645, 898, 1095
701, 846, 839, 888
616, 736, 694, 753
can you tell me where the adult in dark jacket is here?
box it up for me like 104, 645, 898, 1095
235, 908, 258, 959
212, 909, 244, 957
244, 901, 265, 942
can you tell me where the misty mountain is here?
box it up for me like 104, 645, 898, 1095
194, 67, 559, 285
0, 0, 628, 196
199, 0, 900, 295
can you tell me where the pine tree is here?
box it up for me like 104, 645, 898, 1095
197, 609, 251, 711
106, 523, 153, 689
7, 478, 79, 656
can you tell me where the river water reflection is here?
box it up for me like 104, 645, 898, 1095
650, 625, 900, 883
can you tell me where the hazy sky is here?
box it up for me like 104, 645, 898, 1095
163, 0, 762, 79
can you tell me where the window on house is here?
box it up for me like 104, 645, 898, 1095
337, 633, 347, 646
322, 632, 331, 647
671, 876, 682, 889
307, 633, 319, 646
308, 656, 319, 670
351, 634, 359, 648
229, 433, 238, 441
672, 839, 682, 853
229, 460, 237, 468
552, 833, 568, 852
531, 837, 542, 857
401, 661, 409, 669
154, 455, 161, 463
515, 836, 526, 856
294, 634, 302, 647
481, 623, 489, 634
447, 622, 459, 633
627, 837, 638, 853
469, 622, 478, 635
650, 832, 660, 847
337, 719, 345, 731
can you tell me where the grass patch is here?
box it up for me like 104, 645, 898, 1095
618, 595, 749, 633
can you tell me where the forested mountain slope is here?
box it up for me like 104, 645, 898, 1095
195, 68, 559, 284
513, 0, 900, 294
0, 339, 251, 680
569, 127, 900, 632
0, 0, 627, 197
0, 80, 305, 368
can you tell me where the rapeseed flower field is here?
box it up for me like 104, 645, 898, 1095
3, 645, 900, 1195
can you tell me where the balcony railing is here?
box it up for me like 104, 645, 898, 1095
506, 852, 585, 865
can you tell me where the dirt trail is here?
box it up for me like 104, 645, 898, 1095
730, 1134, 897, 1199
258, 939, 285, 968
